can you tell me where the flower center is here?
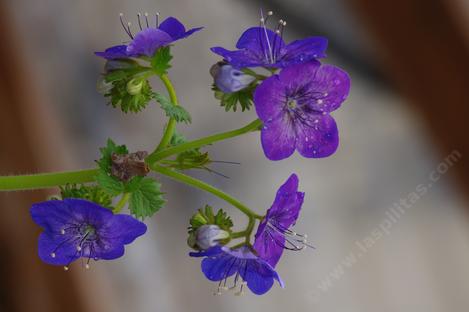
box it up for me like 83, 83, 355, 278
50, 222, 99, 270
287, 99, 298, 110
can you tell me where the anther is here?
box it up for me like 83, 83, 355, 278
156, 12, 160, 27
60, 229, 65, 235
137, 13, 143, 31
50, 252, 56, 258
76, 246, 82, 251
85, 263, 90, 270
63, 266, 69, 271
268, 11, 273, 16
144, 12, 149, 28
283, 21, 287, 26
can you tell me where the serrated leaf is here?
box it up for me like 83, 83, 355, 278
60, 184, 113, 209
97, 139, 128, 172
128, 177, 165, 219
151, 46, 173, 76
154, 93, 191, 124
212, 83, 256, 112
96, 171, 125, 196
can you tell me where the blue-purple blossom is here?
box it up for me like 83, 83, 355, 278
95, 15, 202, 59
190, 245, 283, 295
253, 174, 310, 267
30, 199, 147, 269
210, 63, 255, 93
211, 12, 327, 69
254, 61, 350, 161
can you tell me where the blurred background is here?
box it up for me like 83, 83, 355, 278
1, 0, 469, 311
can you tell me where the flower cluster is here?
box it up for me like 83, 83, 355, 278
190, 174, 309, 295
211, 10, 350, 160
19, 9, 351, 298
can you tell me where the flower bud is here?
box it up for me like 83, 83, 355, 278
210, 63, 255, 94
126, 78, 145, 95
194, 224, 230, 250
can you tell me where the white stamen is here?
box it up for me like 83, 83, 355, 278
50, 252, 56, 258
268, 11, 273, 16
64, 266, 69, 271
60, 229, 65, 235
85, 264, 90, 269
283, 21, 287, 26
119, 13, 124, 17
260, 17, 265, 22
144, 12, 149, 17
76, 246, 82, 251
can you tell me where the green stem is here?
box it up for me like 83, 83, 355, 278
153, 73, 179, 152
244, 217, 256, 244
146, 119, 262, 164
151, 164, 262, 219
113, 193, 130, 213
0, 169, 98, 191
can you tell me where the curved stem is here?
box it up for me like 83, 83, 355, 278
151, 164, 262, 219
0, 169, 98, 191
153, 73, 179, 152
146, 119, 262, 164
113, 192, 130, 213
244, 217, 256, 244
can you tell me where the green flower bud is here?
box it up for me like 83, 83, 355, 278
126, 78, 145, 95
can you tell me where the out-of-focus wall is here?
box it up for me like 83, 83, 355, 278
3, 0, 469, 311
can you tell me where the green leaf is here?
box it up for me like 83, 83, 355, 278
97, 139, 128, 172
151, 46, 173, 76
212, 83, 256, 112
96, 171, 125, 196
154, 93, 191, 124
128, 177, 165, 219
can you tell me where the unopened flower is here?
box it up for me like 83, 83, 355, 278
96, 14, 202, 59
211, 10, 327, 69
190, 245, 283, 295
192, 224, 230, 250
254, 61, 350, 160
253, 174, 312, 267
210, 63, 255, 93
30, 199, 146, 269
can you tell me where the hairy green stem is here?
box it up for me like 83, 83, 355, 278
153, 73, 179, 152
113, 192, 130, 213
151, 164, 262, 219
0, 169, 98, 191
146, 119, 262, 164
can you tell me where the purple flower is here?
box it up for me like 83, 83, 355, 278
254, 61, 350, 161
96, 15, 202, 59
190, 245, 284, 295
253, 174, 311, 267
211, 12, 327, 69
30, 199, 147, 269
210, 63, 255, 93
